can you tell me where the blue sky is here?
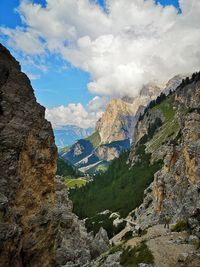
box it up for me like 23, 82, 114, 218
1, 0, 198, 129
0, 0, 180, 108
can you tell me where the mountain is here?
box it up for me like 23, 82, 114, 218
60, 134, 130, 175
163, 74, 187, 94
95, 99, 136, 144
0, 44, 108, 267
129, 72, 200, 230
54, 125, 93, 148
96, 83, 162, 145
60, 83, 164, 174
70, 72, 200, 244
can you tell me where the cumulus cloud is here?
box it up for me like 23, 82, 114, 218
88, 96, 110, 112
0, 27, 45, 55
46, 101, 103, 129
1, 0, 200, 98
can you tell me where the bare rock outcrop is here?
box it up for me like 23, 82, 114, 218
128, 75, 200, 232
95, 99, 136, 144
0, 44, 107, 267
96, 83, 163, 145
0, 43, 58, 267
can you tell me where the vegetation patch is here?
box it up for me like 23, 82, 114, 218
171, 220, 189, 232
86, 131, 101, 148
120, 243, 154, 267
86, 161, 110, 176
59, 145, 72, 155
109, 244, 123, 255
146, 118, 180, 154
95, 162, 109, 173
145, 97, 180, 159
85, 212, 126, 239
122, 231, 133, 241
152, 96, 176, 121
57, 157, 81, 178
64, 178, 87, 189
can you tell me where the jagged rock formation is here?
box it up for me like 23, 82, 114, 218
128, 74, 200, 233
94, 139, 130, 162
163, 74, 186, 95
0, 44, 108, 267
95, 99, 137, 144
96, 84, 162, 145
0, 44, 58, 267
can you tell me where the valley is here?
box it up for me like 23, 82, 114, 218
56, 70, 200, 266
1, 0, 200, 266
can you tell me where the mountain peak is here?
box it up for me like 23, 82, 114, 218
95, 98, 136, 144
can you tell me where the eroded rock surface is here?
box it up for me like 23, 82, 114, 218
129, 76, 200, 233
0, 44, 107, 267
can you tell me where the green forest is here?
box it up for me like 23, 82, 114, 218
70, 143, 162, 220
57, 157, 80, 178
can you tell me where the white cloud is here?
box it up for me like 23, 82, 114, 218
88, 96, 110, 113
46, 101, 103, 129
0, 27, 44, 55
1, 0, 200, 98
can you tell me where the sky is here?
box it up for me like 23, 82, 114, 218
0, 0, 199, 129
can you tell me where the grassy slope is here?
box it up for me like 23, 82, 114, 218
146, 96, 180, 156
86, 131, 101, 148
64, 178, 87, 188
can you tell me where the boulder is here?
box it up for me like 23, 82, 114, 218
90, 227, 110, 258
188, 235, 199, 247
178, 253, 189, 262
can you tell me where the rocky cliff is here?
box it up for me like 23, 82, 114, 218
128, 73, 200, 233
95, 99, 136, 144
95, 83, 162, 145
0, 44, 108, 267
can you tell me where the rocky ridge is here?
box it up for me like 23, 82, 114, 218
96, 83, 163, 145
95, 99, 137, 144
87, 74, 200, 267
128, 74, 200, 233
0, 44, 108, 267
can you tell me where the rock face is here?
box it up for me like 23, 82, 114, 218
0, 44, 58, 267
62, 139, 94, 165
94, 139, 130, 162
128, 74, 200, 232
95, 99, 137, 144
0, 44, 106, 267
95, 83, 167, 145
163, 74, 186, 95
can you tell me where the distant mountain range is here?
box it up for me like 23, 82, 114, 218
54, 125, 93, 148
